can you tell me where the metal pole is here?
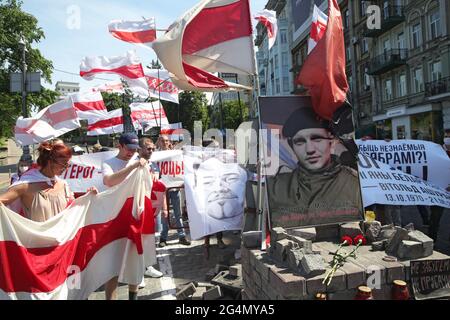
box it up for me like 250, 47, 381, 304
157, 65, 162, 129
236, 73, 243, 123
122, 91, 135, 133
20, 40, 31, 163
218, 91, 224, 131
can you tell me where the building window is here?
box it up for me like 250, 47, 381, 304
276, 79, 280, 94
283, 77, 289, 92
348, 75, 353, 92
364, 67, 371, 90
398, 74, 407, 97
411, 23, 421, 48
384, 79, 393, 101
397, 32, 405, 49
429, 10, 441, 40
360, 38, 368, 55
413, 67, 424, 93
346, 46, 351, 62
280, 30, 287, 44
274, 54, 279, 71
360, 1, 367, 18
344, 9, 349, 29
282, 52, 288, 68
430, 60, 442, 81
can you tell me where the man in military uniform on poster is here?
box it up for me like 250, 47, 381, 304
267, 107, 362, 228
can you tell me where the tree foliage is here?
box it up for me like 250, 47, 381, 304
0, 0, 57, 138
221, 100, 248, 130
162, 91, 210, 133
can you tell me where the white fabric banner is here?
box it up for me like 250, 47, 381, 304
357, 139, 450, 189
62, 150, 184, 192
60, 151, 117, 193
183, 148, 246, 240
0, 167, 155, 300
151, 150, 184, 188
358, 154, 450, 208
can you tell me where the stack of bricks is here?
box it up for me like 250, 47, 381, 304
241, 242, 450, 300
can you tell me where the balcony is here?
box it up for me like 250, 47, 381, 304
367, 49, 408, 75
425, 76, 450, 97
364, 5, 405, 37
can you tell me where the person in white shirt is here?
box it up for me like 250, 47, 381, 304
101, 133, 148, 300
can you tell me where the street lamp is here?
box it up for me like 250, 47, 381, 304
18, 37, 32, 164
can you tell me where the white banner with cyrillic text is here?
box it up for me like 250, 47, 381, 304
357, 139, 450, 189
358, 154, 450, 208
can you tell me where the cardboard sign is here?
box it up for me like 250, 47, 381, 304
410, 259, 450, 300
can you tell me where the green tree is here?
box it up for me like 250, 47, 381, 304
0, 0, 57, 138
162, 91, 209, 133
219, 100, 249, 130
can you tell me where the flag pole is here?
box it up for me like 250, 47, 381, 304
250, 12, 269, 250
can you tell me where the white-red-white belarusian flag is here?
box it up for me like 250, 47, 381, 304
297, 0, 349, 121
130, 102, 169, 131
145, 69, 179, 104
14, 98, 80, 146
70, 91, 108, 122
80, 51, 149, 98
87, 108, 124, 136
92, 81, 125, 94
160, 122, 183, 140
152, 0, 255, 92
0, 167, 155, 300
307, 5, 328, 54
108, 18, 156, 50
254, 9, 278, 50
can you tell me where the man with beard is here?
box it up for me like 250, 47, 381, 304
267, 107, 362, 228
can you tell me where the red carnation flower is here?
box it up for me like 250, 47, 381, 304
340, 235, 353, 246
353, 235, 367, 245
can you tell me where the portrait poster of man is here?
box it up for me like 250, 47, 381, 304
183, 147, 247, 239
260, 96, 363, 228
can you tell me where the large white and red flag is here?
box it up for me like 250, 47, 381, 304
70, 91, 108, 122
160, 122, 183, 140
14, 98, 80, 146
297, 0, 349, 120
307, 5, 328, 54
254, 9, 278, 50
108, 18, 156, 50
152, 0, 255, 91
0, 167, 155, 300
145, 69, 179, 104
80, 50, 149, 98
87, 108, 124, 136
91, 81, 125, 94
130, 102, 169, 130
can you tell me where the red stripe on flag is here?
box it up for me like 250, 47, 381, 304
80, 64, 145, 79
88, 116, 123, 131
182, 0, 252, 54
74, 101, 107, 112
47, 108, 77, 124
131, 109, 166, 120
0, 197, 154, 293
110, 29, 156, 43
183, 62, 228, 88
256, 16, 274, 38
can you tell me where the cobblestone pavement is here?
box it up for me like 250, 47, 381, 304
88, 230, 241, 300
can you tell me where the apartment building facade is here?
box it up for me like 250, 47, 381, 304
255, 0, 294, 97
256, 0, 450, 143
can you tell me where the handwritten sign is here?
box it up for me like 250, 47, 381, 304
410, 259, 450, 300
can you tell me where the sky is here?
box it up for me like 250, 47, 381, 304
22, 0, 268, 91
